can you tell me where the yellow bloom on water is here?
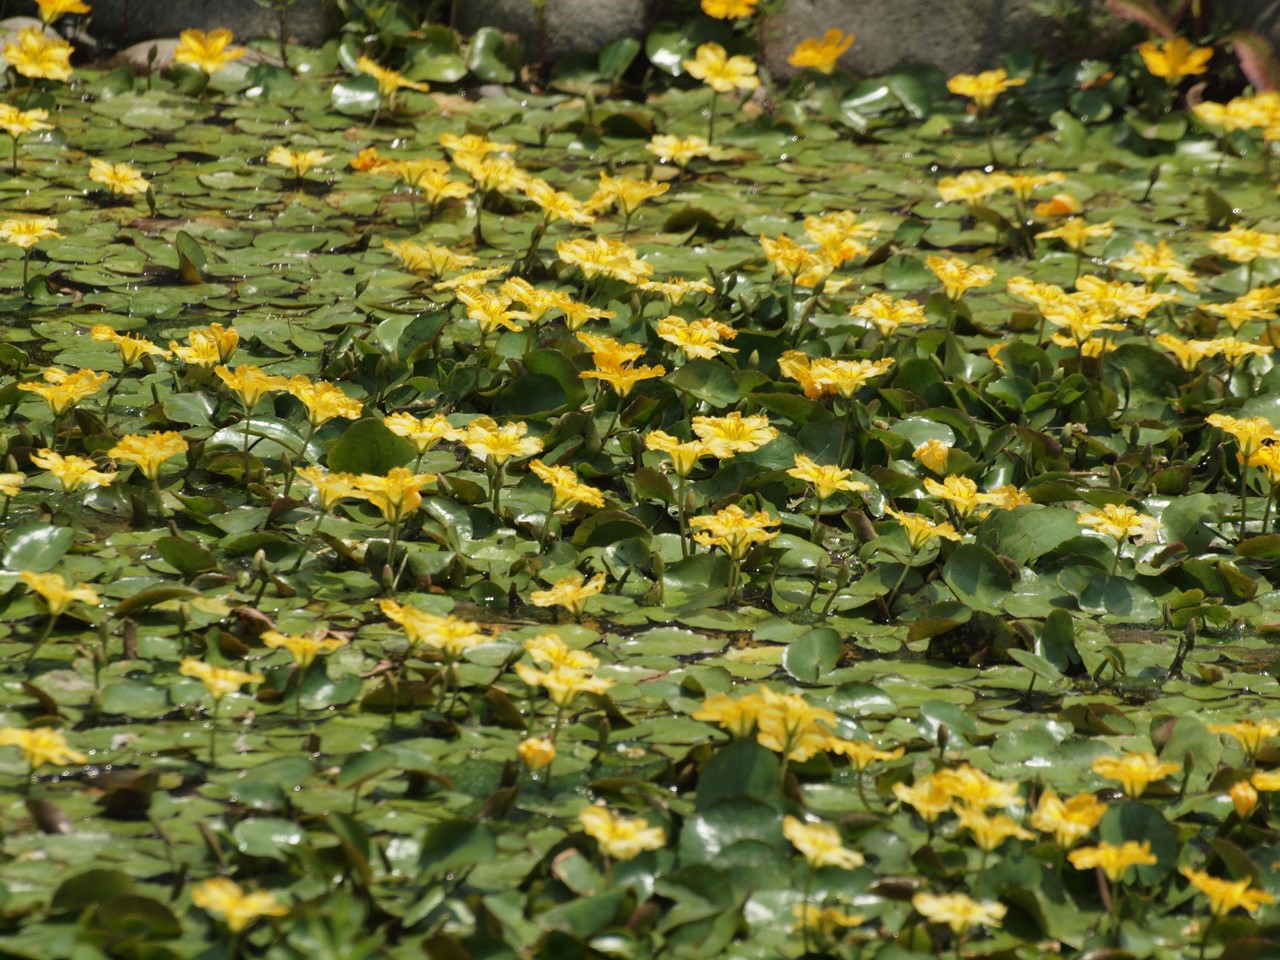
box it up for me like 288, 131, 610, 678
517, 736, 555, 771
1138, 36, 1213, 84
655, 316, 738, 360
524, 178, 595, 226
20, 570, 100, 617
356, 55, 430, 103
782, 816, 865, 869
1209, 224, 1280, 264
464, 417, 543, 466
88, 159, 148, 196
384, 240, 475, 279
850, 293, 927, 336
694, 691, 767, 738
825, 738, 904, 771
454, 286, 524, 336
0, 472, 24, 496
893, 774, 960, 823
382, 412, 463, 455
4, 27, 72, 81
1206, 413, 1280, 458
180, 659, 265, 701
1207, 718, 1280, 759
261, 630, 347, 669
0, 726, 86, 768
35, 0, 90, 24
108, 431, 189, 481
581, 357, 666, 397
1035, 218, 1115, 252
934, 763, 1023, 811
191, 877, 288, 933
267, 145, 331, 181
0, 104, 51, 141
924, 475, 984, 518
557, 236, 652, 285
925, 255, 996, 300
352, 467, 436, 525
787, 28, 854, 75
1068, 840, 1157, 883
91, 324, 169, 366
787, 454, 869, 501
647, 134, 715, 168
955, 806, 1036, 852
1028, 789, 1108, 848
529, 459, 605, 510
701, 0, 756, 17
690, 504, 780, 560
683, 42, 760, 94
19, 366, 107, 416
174, 28, 246, 75
1091, 751, 1180, 798
30, 449, 116, 493
587, 172, 669, 216
283, 378, 362, 427
778, 351, 895, 401
516, 661, 612, 707
379, 600, 487, 657
579, 805, 665, 860
1182, 868, 1275, 917
883, 506, 962, 550
912, 891, 1007, 933
946, 67, 1024, 110
1113, 240, 1198, 290
0, 216, 61, 250
530, 572, 608, 619
294, 466, 359, 511
691, 412, 778, 457
171, 323, 239, 366
645, 430, 711, 477
215, 365, 290, 411
912, 439, 951, 475
792, 904, 866, 938
1077, 504, 1161, 543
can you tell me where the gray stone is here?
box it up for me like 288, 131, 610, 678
88, 0, 333, 48
452, 0, 652, 62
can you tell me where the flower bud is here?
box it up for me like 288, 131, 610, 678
1231, 779, 1259, 820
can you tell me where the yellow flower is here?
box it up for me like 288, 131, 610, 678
978, 484, 1033, 511
792, 904, 866, 938
267, 145, 331, 181
379, 600, 488, 657
215, 365, 290, 410
912, 439, 951, 475
19, 366, 107, 415
524, 178, 594, 225
30, 449, 116, 493
787, 454, 869, 501
760, 233, 830, 283
283, 378, 362, 427
1207, 413, 1280, 458
384, 240, 475, 278
1207, 718, 1280, 759
1077, 504, 1162, 543
108, 431, 190, 480
639, 276, 715, 304
1068, 841, 1157, 884
261, 630, 347, 668
515, 661, 613, 707
4, 27, 72, 81
518, 736, 556, 770
955, 806, 1036, 852
383, 412, 463, 454
0, 472, 24, 496
294, 466, 359, 511
0, 726, 86, 768
557, 236, 652, 285
690, 504, 780, 561
524, 633, 599, 670
893, 774, 953, 822
587, 172, 669, 216
0, 104, 51, 140
1182, 868, 1275, 918
191, 877, 288, 933
647, 134, 715, 168
645, 430, 711, 478
1230, 779, 1259, 819
925, 255, 996, 300
1139, 37, 1213, 83
1155, 333, 1216, 371
171, 323, 238, 366
655, 316, 738, 360
883, 506, 962, 550
1003, 171, 1066, 201
173, 28, 246, 75
1035, 218, 1115, 252
1113, 240, 1198, 290
912, 892, 1007, 933
179, 659, 264, 701
783, 816, 865, 869
34, 0, 90, 24
825, 738, 904, 770
701, 0, 756, 17
787, 29, 854, 75
850, 293, 927, 336
937, 170, 1008, 204
579, 805, 665, 860
91, 324, 169, 366
529, 459, 605, 510
934, 763, 1024, 810
581, 357, 666, 397
924, 475, 984, 518
1209, 224, 1280, 263
804, 210, 875, 265
454, 286, 524, 335
464, 417, 543, 466
778, 352, 895, 400
683, 42, 760, 94
693, 691, 768, 738
457, 154, 529, 194
0, 216, 61, 250
356, 55, 430, 103
946, 67, 1025, 110
691, 412, 777, 457
530, 572, 608, 619
1028, 789, 1108, 848
351, 467, 435, 525
88, 159, 148, 196
1091, 751, 1180, 798
19, 570, 100, 617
